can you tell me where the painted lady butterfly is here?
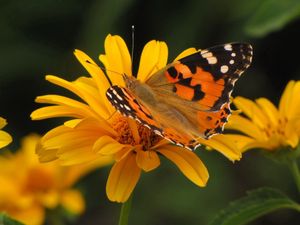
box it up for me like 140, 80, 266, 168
106, 43, 253, 151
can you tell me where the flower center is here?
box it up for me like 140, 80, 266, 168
264, 118, 287, 136
111, 115, 162, 150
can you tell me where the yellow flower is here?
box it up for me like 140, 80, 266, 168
0, 117, 12, 148
224, 80, 300, 152
0, 134, 108, 225
31, 34, 241, 203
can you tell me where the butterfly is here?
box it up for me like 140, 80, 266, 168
106, 43, 253, 151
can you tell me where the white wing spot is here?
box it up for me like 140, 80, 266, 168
106, 92, 112, 98
113, 100, 118, 104
116, 94, 123, 100
120, 104, 124, 108
202, 52, 213, 58
220, 65, 229, 73
224, 44, 232, 51
231, 52, 236, 57
154, 130, 161, 135
207, 57, 217, 64
229, 60, 234, 64
124, 105, 131, 111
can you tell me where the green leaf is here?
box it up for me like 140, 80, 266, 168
208, 187, 300, 225
245, 0, 300, 37
0, 213, 25, 225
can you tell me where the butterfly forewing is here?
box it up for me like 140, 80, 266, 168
149, 43, 252, 111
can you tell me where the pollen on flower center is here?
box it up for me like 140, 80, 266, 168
263, 117, 288, 138
111, 115, 162, 150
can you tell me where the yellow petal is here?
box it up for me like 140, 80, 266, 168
93, 135, 125, 155
12, 204, 45, 225
199, 134, 242, 161
279, 80, 295, 116
114, 146, 135, 162
99, 34, 132, 86
31, 105, 94, 120
106, 152, 141, 202
157, 146, 208, 187
284, 121, 299, 148
136, 149, 160, 172
137, 40, 168, 82
256, 98, 280, 126
233, 97, 269, 129
286, 81, 300, 119
74, 49, 110, 96
45, 75, 112, 118
174, 47, 198, 61
62, 156, 112, 187
39, 190, 59, 208
58, 146, 99, 166
0, 130, 12, 148
0, 117, 7, 129
211, 134, 256, 153
61, 189, 85, 214
226, 114, 266, 141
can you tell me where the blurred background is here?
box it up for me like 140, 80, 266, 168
1, 0, 300, 224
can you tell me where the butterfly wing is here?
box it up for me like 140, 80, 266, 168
147, 43, 253, 111
106, 43, 253, 151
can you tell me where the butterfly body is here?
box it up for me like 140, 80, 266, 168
106, 43, 253, 150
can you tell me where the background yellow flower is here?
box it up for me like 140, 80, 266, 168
0, 134, 109, 225
224, 80, 300, 152
0, 117, 12, 149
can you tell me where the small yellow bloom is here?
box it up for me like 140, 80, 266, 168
224, 80, 300, 152
0, 134, 107, 225
31, 34, 241, 203
0, 117, 12, 149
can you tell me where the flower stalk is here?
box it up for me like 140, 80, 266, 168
288, 159, 300, 193
118, 194, 133, 225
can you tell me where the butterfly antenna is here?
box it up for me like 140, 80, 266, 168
131, 25, 135, 65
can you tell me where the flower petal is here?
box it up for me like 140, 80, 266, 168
226, 114, 266, 141
74, 49, 110, 97
93, 135, 125, 155
137, 40, 168, 82
136, 148, 160, 172
0, 117, 7, 129
157, 146, 208, 187
256, 98, 280, 126
286, 81, 300, 120
279, 80, 294, 116
99, 34, 132, 86
106, 152, 141, 202
233, 97, 269, 129
61, 189, 85, 214
174, 47, 198, 61
0, 130, 12, 149
284, 121, 299, 148
198, 134, 242, 161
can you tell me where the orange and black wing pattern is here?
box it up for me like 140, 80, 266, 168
106, 86, 162, 133
164, 43, 253, 111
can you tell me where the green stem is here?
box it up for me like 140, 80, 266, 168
288, 160, 300, 193
118, 195, 133, 225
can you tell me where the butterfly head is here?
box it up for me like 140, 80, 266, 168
122, 74, 139, 90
